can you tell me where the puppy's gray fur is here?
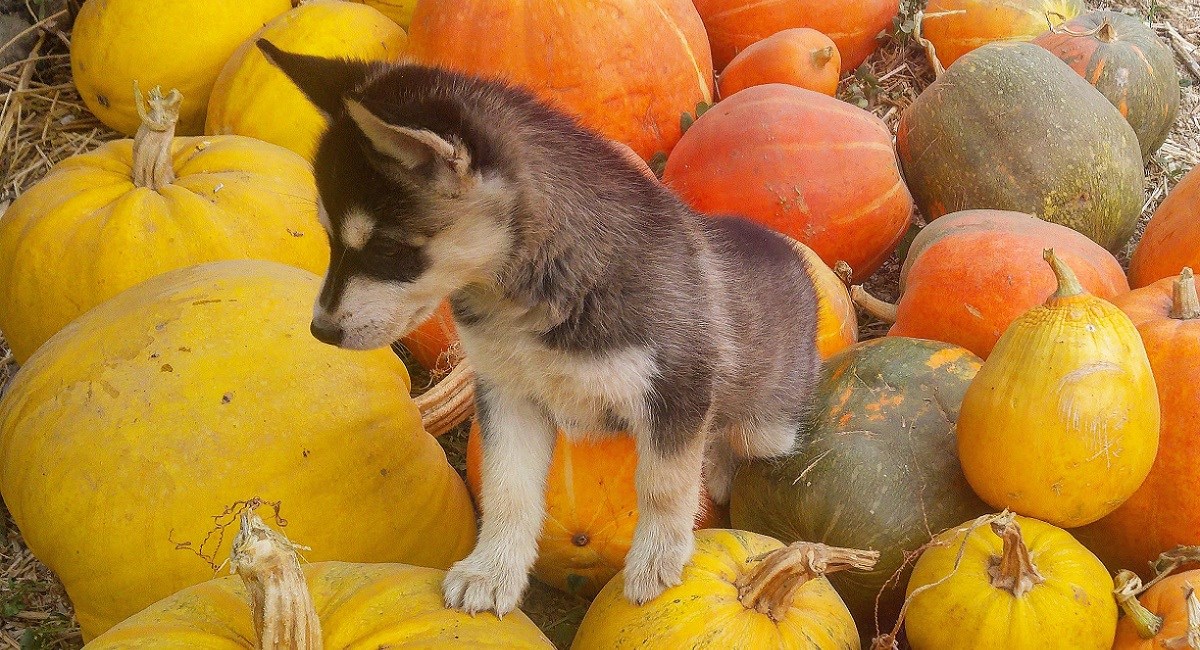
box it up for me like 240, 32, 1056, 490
260, 40, 819, 615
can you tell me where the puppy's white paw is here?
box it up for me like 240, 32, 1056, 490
442, 551, 529, 617
622, 534, 694, 605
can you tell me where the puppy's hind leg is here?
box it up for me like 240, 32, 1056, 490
443, 382, 556, 616
703, 433, 737, 506
728, 416, 801, 461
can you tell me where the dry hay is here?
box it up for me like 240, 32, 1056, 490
0, 1, 1196, 648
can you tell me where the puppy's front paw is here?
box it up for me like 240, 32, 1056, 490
443, 551, 529, 617
622, 534, 694, 605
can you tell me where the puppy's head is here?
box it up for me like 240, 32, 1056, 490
259, 40, 517, 350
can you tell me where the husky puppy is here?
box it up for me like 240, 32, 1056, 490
260, 40, 819, 615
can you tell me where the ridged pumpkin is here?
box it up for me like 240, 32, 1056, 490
789, 238, 857, 359
920, 0, 1083, 68
206, 0, 409, 161
1079, 270, 1200, 571
956, 251, 1160, 528
901, 513, 1117, 649
407, 0, 713, 160
465, 423, 718, 599
1130, 166, 1200, 288
718, 28, 841, 98
852, 210, 1129, 359
897, 41, 1144, 252
1034, 10, 1180, 159
71, 0, 291, 135
353, 0, 418, 28
0, 88, 327, 363
693, 0, 899, 71
730, 337, 990, 635
1112, 568, 1200, 649
572, 529, 873, 649
88, 510, 551, 649
0, 261, 477, 640
664, 83, 913, 282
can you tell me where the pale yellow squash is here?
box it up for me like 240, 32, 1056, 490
354, 0, 419, 28
956, 249, 1160, 527
0, 88, 327, 363
572, 529, 872, 649
71, 0, 291, 135
206, 0, 408, 160
0, 261, 477, 640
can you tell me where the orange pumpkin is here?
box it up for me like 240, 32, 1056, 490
693, 0, 899, 72
786, 238, 857, 359
663, 83, 913, 282
406, 0, 713, 161
854, 210, 1129, 359
465, 423, 717, 599
718, 28, 841, 98
1130, 167, 1200, 288
400, 301, 459, 373
921, 0, 1084, 68
1080, 270, 1200, 571
1112, 568, 1200, 649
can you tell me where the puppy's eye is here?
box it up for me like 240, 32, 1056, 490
363, 238, 414, 258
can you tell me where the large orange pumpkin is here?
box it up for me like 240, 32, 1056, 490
465, 424, 716, 599
921, 0, 1084, 68
406, 0, 713, 161
663, 83, 913, 282
1130, 167, 1200, 288
1079, 270, 1200, 571
854, 210, 1129, 359
693, 0, 899, 71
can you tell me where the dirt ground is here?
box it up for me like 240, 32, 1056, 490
0, 0, 1197, 647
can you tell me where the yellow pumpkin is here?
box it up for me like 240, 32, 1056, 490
71, 0, 291, 135
87, 509, 551, 649
354, 0, 419, 28
956, 250, 1160, 527
0, 261, 477, 640
900, 513, 1117, 649
572, 529, 873, 649
0, 87, 327, 363
787, 238, 858, 359
206, 0, 409, 160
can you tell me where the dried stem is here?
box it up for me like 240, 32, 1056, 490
851, 285, 899, 323
1172, 269, 1200, 320
1044, 249, 1085, 298
736, 542, 879, 623
131, 83, 180, 190
1115, 570, 1165, 639
414, 358, 476, 437
987, 512, 1045, 597
231, 509, 322, 650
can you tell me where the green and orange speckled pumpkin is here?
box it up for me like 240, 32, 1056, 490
730, 337, 991, 636
1034, 11, 1180, 159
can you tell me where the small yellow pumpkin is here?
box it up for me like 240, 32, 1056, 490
86, 509, 552, 649
0, 261, 477, 640
899, 512, 1117, 649
572, 529, 874, 649
71, 0, 291, 135
0, 87, 327, 363
206, 0, 409, 160
956, 249, 1160, 527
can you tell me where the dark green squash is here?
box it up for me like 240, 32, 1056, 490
896, 41, 1144, 252
729, 337, 990, 640
1034, 10, 1180, 160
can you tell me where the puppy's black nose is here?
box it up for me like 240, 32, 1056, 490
310, 319, 344, 345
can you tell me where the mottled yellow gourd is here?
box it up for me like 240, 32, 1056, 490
956, 249, 1160, 527
901, 513, 1117, 649
572, 529, 873, 649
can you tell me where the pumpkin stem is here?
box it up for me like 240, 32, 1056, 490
735, 541, 879, 623
987, 513, 1045, 597
131, 82, 180, 191
1044, 249, 1085, 299
1115, 570, 1165, 639
850, 285, 898, 323
1045, 11, 1104, 38
1171, 268, 1200, 320
231, 509, 322, 650
811, 46, 835, 68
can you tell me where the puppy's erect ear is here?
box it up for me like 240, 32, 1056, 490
344, 98, 472, 178
257, 39, 372, 116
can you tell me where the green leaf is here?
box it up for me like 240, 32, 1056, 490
680, 111, 695, 134
649, 151, 668, 179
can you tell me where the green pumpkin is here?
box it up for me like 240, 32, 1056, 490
729, 337, 991, 639
897, 41, 1144, 252
1034, 10, 1180, 160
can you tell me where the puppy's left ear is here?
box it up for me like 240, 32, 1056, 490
258, 39, 373, 116
344, 99, 472, 179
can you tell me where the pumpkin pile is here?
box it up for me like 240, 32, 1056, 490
0, 0, 1195, 648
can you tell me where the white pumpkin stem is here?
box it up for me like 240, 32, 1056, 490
850, 285, 899, 323
414, 357, 476, 437
1043, 248, 1085, 299
1172, 268, 1200, 320
987, 512, 1045, 597
1115, 570, 1165, 639
231, 509, 322, 650
1164, 587, 1200, 649
735, 541, 878, 623
131, 83, 180, 191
